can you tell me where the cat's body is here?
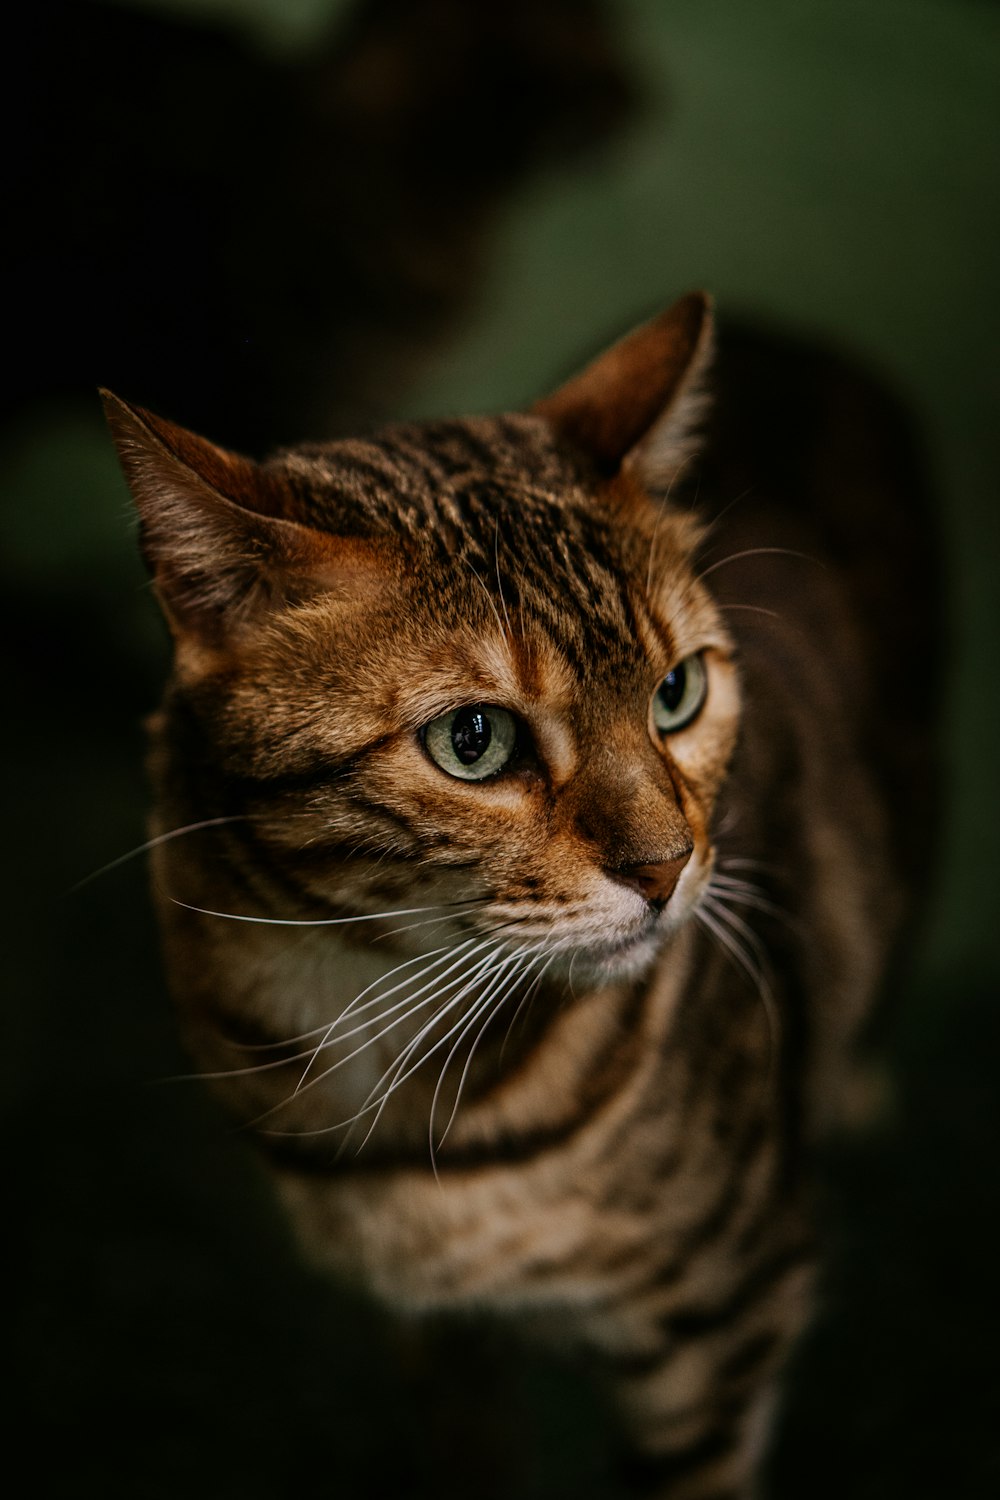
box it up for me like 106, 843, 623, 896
107, 295, 936, 1498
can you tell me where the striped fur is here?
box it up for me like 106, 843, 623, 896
106, 293, 932, 1497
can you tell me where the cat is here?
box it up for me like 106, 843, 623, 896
104, 290, 936, 1499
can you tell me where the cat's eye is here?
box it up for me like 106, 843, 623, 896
422, 704, 518, 781
651, 654, 708, 734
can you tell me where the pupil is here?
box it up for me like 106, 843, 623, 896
452, 708, 492, 764
660, 666, 686, 712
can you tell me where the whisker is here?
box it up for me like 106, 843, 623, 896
244, 938, 504, 1128
308, 918, 526, 1050
645, 451, 699, 595
716, 603, 783, 621
461, 553, 509, 642
493, 513, 515, 639
667, 541, 821, 626
166, 1050, 315, 1085
694, 546, 822, 586
645, 495, 672, 598
698, 897, 780, 1075
170, 897, 479, 929
371, 904, 488, 944
709, 875, 796, 928
705, 892, 771, 968
348, 966, 502, 1152
427, 972, 516, 1173
344, 934, 536, 1153
434, 947, 543, 1165
429, 945, 537, 1167
386, 942, 515, 1099
292, 937, 502, 1095
500, 947, 560, 1064
73, 804, 360, 893
166, 946, 462, 1085
697, 901, 762, 988
293, 940, 465, 1092
179, 947, 460, 1085
718, 857, 784, 877
695, 485, 758, 545
69, 816, 246, 893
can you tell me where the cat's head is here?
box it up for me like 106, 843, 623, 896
106, 293, 740, 983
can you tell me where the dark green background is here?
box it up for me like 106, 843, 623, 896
6, 1, 999, 1495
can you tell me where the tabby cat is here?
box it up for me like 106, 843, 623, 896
105, 292, 933, 1498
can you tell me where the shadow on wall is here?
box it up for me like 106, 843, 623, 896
5, 0, 635, 448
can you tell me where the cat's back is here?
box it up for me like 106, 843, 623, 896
698, 319, 941, 909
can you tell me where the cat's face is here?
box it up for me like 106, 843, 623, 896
108, 293, 738, 985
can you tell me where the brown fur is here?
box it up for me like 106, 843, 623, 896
106, 292, 934, 1498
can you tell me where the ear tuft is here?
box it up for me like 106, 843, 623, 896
532, 291, 714, 492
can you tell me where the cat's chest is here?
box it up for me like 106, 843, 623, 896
269, 1029, 760, 1346
261, 928, 736, 1318
219, 918, 694, 1155
211, 924, 475, 1126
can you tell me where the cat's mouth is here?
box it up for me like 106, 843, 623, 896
575, 862, 706, 979
482, 872, 702, 986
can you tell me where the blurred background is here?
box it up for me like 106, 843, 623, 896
5, 0, 999, 1494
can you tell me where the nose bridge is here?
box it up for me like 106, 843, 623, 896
570, 735, 692, 868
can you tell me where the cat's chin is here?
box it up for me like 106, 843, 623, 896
561, 920, 675, 985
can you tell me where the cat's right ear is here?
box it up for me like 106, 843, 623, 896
102, 392, 386, 652
532, 291, 714, 492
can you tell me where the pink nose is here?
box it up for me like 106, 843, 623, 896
613, 850, 692, 909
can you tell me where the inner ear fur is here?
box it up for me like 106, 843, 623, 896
103, 392, 389, 646
532, 290, 714, 491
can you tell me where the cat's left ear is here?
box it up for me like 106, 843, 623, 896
532, 291, 714, 491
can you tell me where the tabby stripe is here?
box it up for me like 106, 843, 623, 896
430, 427, 499, 473
619, 1426, 738, 1495
607, 1239, 804, 1383
204, 746, 381, 799
616, 1123, 771, 1278
663, 1242, 810, 1342
541, 616, 604, 680
375, 436, 448, 492
339, 454, 414, 501
716, 1328, 781, 1386
207, 1008, 305, 1061
256, 986, 649, 1176
212, 812, 426, 914
217, 816, 345, 912
493, 413, 540, 457
338, 794, 426, 851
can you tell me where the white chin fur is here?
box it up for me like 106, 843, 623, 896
556, 920, 673, 985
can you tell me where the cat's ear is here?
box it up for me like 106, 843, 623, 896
532, 291, 714, 491
103, 392, 384, 649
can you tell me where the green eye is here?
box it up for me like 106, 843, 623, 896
651, 654, 708, 734
422, 704, 518, 781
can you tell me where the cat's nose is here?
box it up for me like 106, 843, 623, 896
612, 851, 692, 910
